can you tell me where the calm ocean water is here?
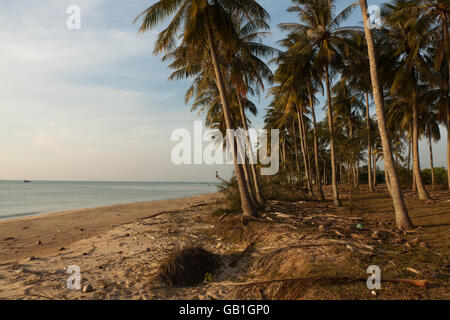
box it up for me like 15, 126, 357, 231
0, 181, 218, 221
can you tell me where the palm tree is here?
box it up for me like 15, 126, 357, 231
358, 0, 414, 230
276, 33, 326, 199
135, 0, 270, 217
384, 0, 432, 201
268, 78, 315, 196
424, 110, 441, 189
332, 79, 365, 190
226, 16, 277, 207
396, 0, 450, 188
279, 0, 362, 207
340, 33, 376, 192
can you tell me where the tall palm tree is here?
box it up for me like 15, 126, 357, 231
279, 0, 362, 207
396, 0, 450, 188
135, 0, 270, 217
340, 33, 376, 192
332, 79, 365, 191
384, 0, 432, 200
276, 33, 326, 199
358, 0, 414, 230
423, 110, 441, 189
226, 16, 277, 207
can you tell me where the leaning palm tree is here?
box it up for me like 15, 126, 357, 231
226, 15, 277, 207
279, 0, 363, 207
358, 0, 414, 230
135, 0, 270, 217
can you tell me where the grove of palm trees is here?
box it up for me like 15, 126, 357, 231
135, 0, 449, 300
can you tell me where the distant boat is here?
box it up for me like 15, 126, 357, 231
24, 180, 31, 183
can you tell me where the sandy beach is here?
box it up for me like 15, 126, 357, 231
0, 193, 236, 300
1, 188, 448, 300
0, 193, 219, 263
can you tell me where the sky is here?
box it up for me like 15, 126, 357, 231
0, 0, 447, 182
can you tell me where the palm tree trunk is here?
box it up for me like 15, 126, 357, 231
235, 136, 257, 208
356, 159, 360, 189
407, 133, 411, 171
325, 64, 341, 207
443, 12, 450, 190
236, 93, 265, 206
206, 19, 257, 218
359, 0, 413, 229
292, 118, 301, 178
428, 134, 435, 190
349, 119, 359, 190
385, 166, 391, 193
296, 105, 313, 196
411, 86, 430, 200
373, 150, 377, 187
447, 105, 450, 189
366, 92, 374, 192
299, 105, 314, 195
307, 80, 325, 200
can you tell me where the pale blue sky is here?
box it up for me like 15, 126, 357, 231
0, 0, 447, 182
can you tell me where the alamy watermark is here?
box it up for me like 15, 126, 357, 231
67, 5, 81, 30
367, 265, 382, 290
171, 121, 280, 176
66, 265, 81, 290
367, 5, 383, 30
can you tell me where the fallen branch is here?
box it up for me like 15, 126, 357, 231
386, 279, 430, 289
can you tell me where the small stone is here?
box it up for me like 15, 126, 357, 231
28, 256, 37, 261
410, 238, 420, 246
419, 242, 429, 249
405, 242, 413, 250
371, 290, 377, 296
356, 223, 364, 230
146, 248, 151, 252
371, 231, 384, 240
36, 240, 42, 245
124, 233, 130, 237
80, 228, 84, 232
59, 247, 65, 251
83, 284, 93, 293
318, 225, 326, 232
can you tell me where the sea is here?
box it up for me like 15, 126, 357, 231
0, 181, 218, 221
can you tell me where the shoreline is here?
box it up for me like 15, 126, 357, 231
0, 191, 217, 223
0, 192, 220, 263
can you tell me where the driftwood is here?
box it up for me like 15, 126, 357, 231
213, 212, 231, 225
231, 276, 430, 291
138, 209, 182, 222
406, 267, 421, 275
386, 279, 430, 289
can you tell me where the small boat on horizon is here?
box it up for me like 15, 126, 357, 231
24, 180, 32, 183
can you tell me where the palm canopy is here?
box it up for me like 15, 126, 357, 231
135, 0, 270, 55
278, 0, 363, 72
